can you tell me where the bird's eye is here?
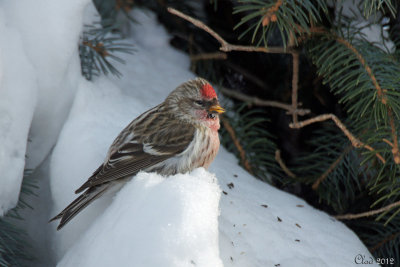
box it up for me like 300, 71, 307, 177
195, 100, 204, 106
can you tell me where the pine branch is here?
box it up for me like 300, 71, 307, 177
221, 117, 253, 174
167, 7, 293, 54
388, 108, 400, 163
79, 20, 134, 80
233, 0, 328, 46
292, 24, 400, 169
370, 231, 400, 253
304, 30, 400, 169
291, 51, 299, 124
218, 87, 310, 116
275, 150, 296, 178
190, 52, 227, 61
335, 199, 400, 220
342, 37, 398, 162
261, 0, 282, 26
335, 37, 386, 103
288, 126, 365, 213
312, 145, 353, 190
289, 113, 386, 164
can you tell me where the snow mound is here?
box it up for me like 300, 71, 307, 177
58, 169, 222, 267
0, 0, 89, 214
5, 0, 91, 169
213, 150, 376, 266
0, 11, 37, 214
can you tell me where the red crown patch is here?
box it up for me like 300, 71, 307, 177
201, 83, 217, 99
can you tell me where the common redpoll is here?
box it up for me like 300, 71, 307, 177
50, 78, 225, 230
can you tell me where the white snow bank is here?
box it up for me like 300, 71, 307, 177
213, 149, 377, 267
0, 0, 90, 214
3, 0, 91, 169
0, 11, 37, 215
58, 169, 222, 267
50, 8, 376, 267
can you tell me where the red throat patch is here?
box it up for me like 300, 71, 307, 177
201, 83, 217, 99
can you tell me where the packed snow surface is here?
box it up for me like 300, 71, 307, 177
0, 13, 37, 214
0, 0, 89, 214
0, 1, 378, 266
58, 170, 223, 267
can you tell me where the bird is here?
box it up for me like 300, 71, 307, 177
50, 77, 225, 230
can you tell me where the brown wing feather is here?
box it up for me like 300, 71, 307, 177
75, 116, 196, 193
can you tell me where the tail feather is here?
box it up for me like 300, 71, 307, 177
49, 184, 109, 230
75, 165, 103, 194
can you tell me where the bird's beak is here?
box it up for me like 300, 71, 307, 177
208, 104, 225, 114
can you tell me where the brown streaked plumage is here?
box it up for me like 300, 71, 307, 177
50, 78, 224, 230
